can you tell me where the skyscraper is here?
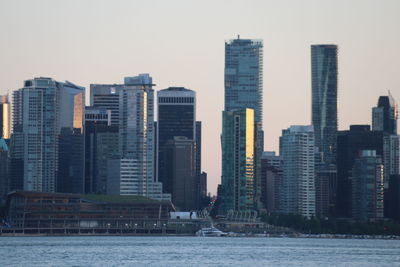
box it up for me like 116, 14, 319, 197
225, 37, 263, 124
157, 87, 196, 190
336, 125, 384, 217
11, 78, 85, 193
0, 95, 10, 139
279, 125, 316, 218
311, 44, 338, 165
163, 136, 197, 210
224, 36, 264, 212
103, 74, 170, 200
372, 94, 398, 134
351, 150, 384, 221
90, 74, 152, 126
221, 108, 255, 213
84, 107, 119, 194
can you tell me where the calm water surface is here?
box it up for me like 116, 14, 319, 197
0, 236, 399, 266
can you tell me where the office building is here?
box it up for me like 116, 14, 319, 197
311, 45, 338, 165
163, 136, 197, 210
372, 94, 398, 134
225, 37, 263, 124
351, 150, 384, 221
157, 87, 196, 189
11, 78, 85, 193
57, 128, 85, 194
84, 107, 118, 194
279, 125, 316, 218
0, 95, 10, 139
221, 108, 255, 212
224, 36, 264, 211
336, 125, 384, 217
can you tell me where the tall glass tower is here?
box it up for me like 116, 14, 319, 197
311, 44, 338, 165
225, 37, 263, 124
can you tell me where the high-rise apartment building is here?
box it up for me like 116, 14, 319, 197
311, 45, 338, 165
0, 95, 10, 139
372, 94, 398, 134
383, 135, 400, 184
279, 125, 316, 218
11, 78, 85, 193
352, 150, 384, 221
221, 108, 255, 212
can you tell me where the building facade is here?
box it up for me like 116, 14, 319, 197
351, 150, 384, 221
225, 37, 263, 124
336, 125, 385, 217
11, 78, 85, 193
221, 108, 255, 213
84, 107, 119, 194
261, 151, 282, 213
311, 44, 338, 165
372, 94, 398, 134
224, 36, 264, 212
279, 125, 316, 218
163, 136, 197, 210
0, 95, 10, 139
156, 87, 196, 192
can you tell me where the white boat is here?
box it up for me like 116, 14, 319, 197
196, 225, 227, 237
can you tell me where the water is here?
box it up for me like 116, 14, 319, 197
0, 236, 399, 266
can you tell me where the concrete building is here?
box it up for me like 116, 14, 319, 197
0, 95, 10, 139
11, 78, 85, 193
279, 125, 316, 218
311, 45, 338, 165
221, 108, 255, 213
351, 150, 384, 221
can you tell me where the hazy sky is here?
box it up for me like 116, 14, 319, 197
1, 0, 399, 195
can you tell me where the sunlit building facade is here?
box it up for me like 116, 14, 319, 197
0, 95, 10, 139
221, 108, 255, 212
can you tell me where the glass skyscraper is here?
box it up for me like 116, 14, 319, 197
311, 44, 338, 165
221, 108, 255, 212
225, 37, 263, 124
372, 94, 398, 135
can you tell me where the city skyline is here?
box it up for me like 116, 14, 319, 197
1, 0, 400, 194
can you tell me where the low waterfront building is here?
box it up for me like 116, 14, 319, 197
5, 191, 175, 230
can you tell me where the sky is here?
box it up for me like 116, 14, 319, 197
0, 0, 399, 195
